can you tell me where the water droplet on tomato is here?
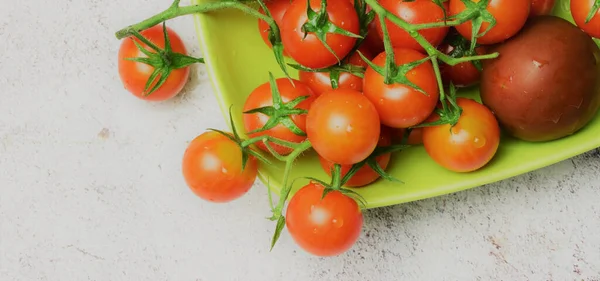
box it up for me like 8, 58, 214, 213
313, 228, 318, 234
332, 218, 344, 228
221, 167, 228, 174
473, 136, 486, 148
346, 125, 353, 132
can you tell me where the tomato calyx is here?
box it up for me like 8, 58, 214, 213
243, 72, 311, 137
343, 142, 411, 184
448, 0, 496, 51
289, 62, 366, 89
443, 30, 483, 71
362, 16, 432, 94
349, 0, 376, 53
301, 0, 363, 62
123, 22, 205, 97
585, 0, 600, 23
412, 83, 463, 128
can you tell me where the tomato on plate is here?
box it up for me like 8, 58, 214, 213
243, 78, 316, 155
306, 88, 380, 165
281, 0, 360, 68
118, 25, 190, 101
530, 0, 556, 17
319, 126, 392, 187
438, 33, 487, 88
449, 0, 531, 45
375, 0, 449, 52
572, 0, 600, 39
422, 98, 500, 173
298, 47, 373, 95
257, 0, 291, 55
362, 48, 439, 128
182, 131, 258, 203
285, 181, 363, 256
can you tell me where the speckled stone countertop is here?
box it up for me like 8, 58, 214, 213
1, 1, 599, 280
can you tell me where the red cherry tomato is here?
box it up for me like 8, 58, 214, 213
375, 0, 449, 52
572, 0, 600, 39
285, 181, 363, 256
298, 47, 373, 95
182, 131, 258, 202
118, 25, 190, 101
530, 0, 556, 17
362, 48, 439, 128
306, 88, 381, 165
450, 0, 531, 45
257, 0, 291, 56
243, 78, 316, 155
422, 98, 500, 172
319, 126, 392, 187
281, 0, 360, 68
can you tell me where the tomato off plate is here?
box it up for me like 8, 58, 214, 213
191, 0, 600, 209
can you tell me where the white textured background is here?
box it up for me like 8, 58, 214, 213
1, 1, 600, 280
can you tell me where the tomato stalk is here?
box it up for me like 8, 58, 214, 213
243, 72, 311, 137
585, 0, 600, 23
363, 0, 498, 66
115, 0, 291, 78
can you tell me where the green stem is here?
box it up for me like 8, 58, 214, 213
115, 0, 275, 39
269, 140, 312, 220
364, 0, 499, 66
430, 56, 448, 112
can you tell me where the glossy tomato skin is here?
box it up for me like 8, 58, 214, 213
182, 131, 258, 202
257, 0, 291, 56
363, 48, 439, 128
118, 25, 190, 101
376, 0, 449, 52
243, 78, 316, 155
572, 0, 600, 39
450, 0, 531, 45
281, 0, 360, 68
422, 98, 500, 173
530, 0, 555, 17
286, 182, 363, 257
438, 42, 487, 88
306, 89, 380, 165
319, 126, 392, 187
298, 47, 373, 95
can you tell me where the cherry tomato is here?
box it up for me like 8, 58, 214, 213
530, 0, 556, 17
450, 0, 531, 45
118, 25, 190, 101
243, 78, 316, 155
298, 47, 373, 95
285, 181, 363, 256
422, 98, 500, 173
319, 126, 392, 187
182, 131, 258, 202
362, 48, 439, 128
572, 0, 600, 39
392, 127, 423, 145
257, 0, 291, 56
281, 0, 360, 68
375, 0, 449, 52
306, 89, 381, 165
438, 35, 487, 88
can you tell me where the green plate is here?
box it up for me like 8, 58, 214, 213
192, 0, 600, 209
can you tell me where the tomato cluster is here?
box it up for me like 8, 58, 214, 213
115, 0, 600, 258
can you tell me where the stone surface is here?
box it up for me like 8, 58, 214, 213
1, 1, 600, 280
